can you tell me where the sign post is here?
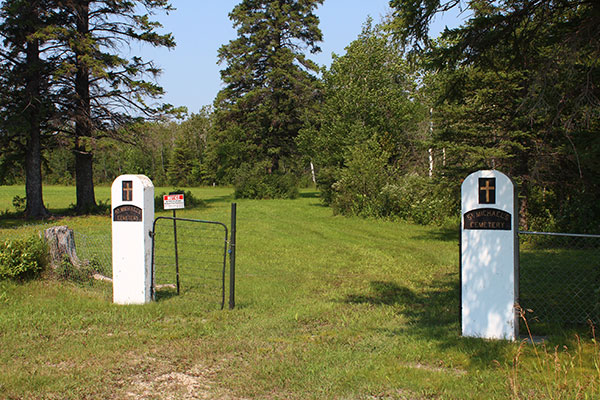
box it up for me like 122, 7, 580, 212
163, 192, 185, 294
461, 170, 519, 340
111, 175, 154, 304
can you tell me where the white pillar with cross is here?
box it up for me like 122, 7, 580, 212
111, 175, 154, 305
461, 170, 519, 340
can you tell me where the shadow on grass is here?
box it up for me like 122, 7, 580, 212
154, 288, 179, 301
412, 226, 460, 242
0, 210, 70, 229
346, 281, 421, 306
343, 276, 511, 367
202, 194, 235, 205
299, 191, 320, 199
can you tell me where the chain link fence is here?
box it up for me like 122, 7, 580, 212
73, 231, 112, 278
68, 222, 599, 328
519, 231, 600, 328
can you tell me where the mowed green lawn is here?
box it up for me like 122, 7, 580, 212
0, 185, 598, 399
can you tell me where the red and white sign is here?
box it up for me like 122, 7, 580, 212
163, 194, 185, 210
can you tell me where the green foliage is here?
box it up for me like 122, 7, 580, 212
331, 141, 390, 217
299, 20, 426, 172
299, 20, 437, 224
526, 185, 600, 234
45, 111, 215, 188
0, 235, 47, 280
234, 162, 299, 200
389, 0, 600, 231
11, 195, 25, 213
54, 255, 96, 284
213, 0, 324, 179
386, 176, 459, 225
166, 110, 213, 186
43, 147, 75, 185
313, 166, 339, 206
331, 141, 458, 224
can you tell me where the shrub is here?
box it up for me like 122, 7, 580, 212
384, 175, 459, 225
526, 184, 600, 234
0, 235, 47, 280
329, 141, 460, 224
234, 162, 299, 199
55, 256, 98, 283
12, 195, 26, 213
316, 166, 341, 206
331, 140, 390, 217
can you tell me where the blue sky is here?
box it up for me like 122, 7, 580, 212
138, 1, 462, 115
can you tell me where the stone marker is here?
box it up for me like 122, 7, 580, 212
111, 175, 154, 304
461, 170, 519, 340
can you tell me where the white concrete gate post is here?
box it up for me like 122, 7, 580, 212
461, 170, 519, 340
111, 175, 154, 305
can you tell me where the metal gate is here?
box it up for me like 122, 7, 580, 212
150, 204, 236, 310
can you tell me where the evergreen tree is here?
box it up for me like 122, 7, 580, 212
51, 0, 175, 212
166, 109, 212, 186
390, 0, 600, 230
213, 0, 323, 186
0, 0, 56, 218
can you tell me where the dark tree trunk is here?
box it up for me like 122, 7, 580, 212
75, 149, 95, 212
23, 7, 49, 219
74, 0, 96, 213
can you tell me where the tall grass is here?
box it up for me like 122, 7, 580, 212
506, 306, 600, 399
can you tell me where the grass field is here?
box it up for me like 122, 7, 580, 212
0, 185, 599, 399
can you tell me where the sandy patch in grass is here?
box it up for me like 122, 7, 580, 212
124, 362, 246, 400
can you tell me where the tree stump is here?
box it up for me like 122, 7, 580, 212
43, 225, 81, 269
43, 225, 112, 282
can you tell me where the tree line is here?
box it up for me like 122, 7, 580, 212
1, 0, 599, 233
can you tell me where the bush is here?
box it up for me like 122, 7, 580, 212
526, 184, 600, 233
0, 236, 47, 280
331, 140, 390, 217
55, 256, 98, 283
12, 195, 26, 213
315, 166, 341, 206
329, 141, 460, 224
401, 176, 459, 225
234, 162, 299, 199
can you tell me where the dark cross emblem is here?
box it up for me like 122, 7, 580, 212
122, 181, 133, 202
479, 178, 496, 204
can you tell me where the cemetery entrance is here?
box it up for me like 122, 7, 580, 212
150, 205, 236, 310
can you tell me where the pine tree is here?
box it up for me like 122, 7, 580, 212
0, 0, 56, 218
52, 0, 176, 212
214, 0, 323, 182
390, 0, 600, 231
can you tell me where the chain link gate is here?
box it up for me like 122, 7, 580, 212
519, 231, 600, 327
150, 204, 236, 310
